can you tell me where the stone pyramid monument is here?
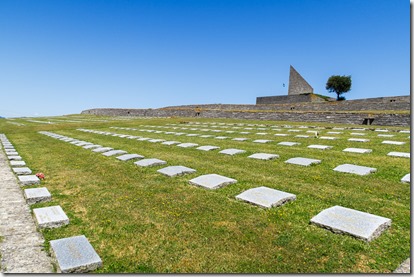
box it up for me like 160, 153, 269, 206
288, 65, 314, 95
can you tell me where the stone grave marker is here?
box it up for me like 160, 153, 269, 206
196, 145, 220, 151
382, 140, 405, 145
327, 131, 342, 135
10, 160, 26, 166
116, 153, 144, 161
348, 138, 369, 142
277, 142, 300, 146
137, 137, 151, 141
33, 205, 69, 228
148, 139, 166, 143
92, 147, 114, 153
161, 141, 181, 145
83, 144, 102, 149
102, 150, 127, 157
50, 235, 102, 273
307, 145, 332, 150
399, 130, 410, 134
343, 148, 372, 154
320, 136, 338, 140
253, 139, 273, 143
239, 131, 250, 134
274, 134, 288, 137
24, 187, 52, 204
377, 134, 394, 137
177, 143, 199, 148
199, 135, 213, 138
401, 173, 410, 183
350, 133, 366, 136
12, 167, 32, 175
157, 166, 196, 177
295, 135, 310, 138
135, 158, 167, 167
215, 136, 228, 140
232, 138, 248, 141
189, 174, 237, 189
18, 175, 40, 185
387, 152, 410, 158
285, 157, 321, 166
248, 153, 279, 160
310, 205, 391, 242
8, 155, 22, 160
333, 164, 377, 176
236, 186, 296, 208
219, 148, 246, 155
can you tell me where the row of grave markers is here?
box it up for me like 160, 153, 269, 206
0, 134, 102, 273
77, 128, 410, 181
110, 126, 410, 158
39, 130, 396, 242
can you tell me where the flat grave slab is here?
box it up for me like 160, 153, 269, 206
387, 152, 410, 158
8, 155, 22, 160
253, 139, 273, 143
50, 235, 102, 273
375, 129, 389, 132
248, 153, 279, 160
236, 186, 296, 208
74, 141, 93, 146
18, 175, 40, 185
161, 141, 181, 145
382, 140, 406, 145
196, 145, 220, 151
83, 144, 102, 149
33, 205, 69, 228
102, 150, 127, 157
327, 131, 342, 134
401, 173, 410, 183
285, 157, 321, 166
92, 147, 114, 153
274, 133, 288, 136
148, 139, 166, 143
157, 165, 196, 177
295, 135, 309, 138
215, 136, 228, 140
310, 205, 391, 242
199, 135, 213, 138
232, 138, 248, 141
350, 133, 366, 136
12, 167, 32, 175
256, 132, 268, 135
277, 142, 300, 146
377, 134, 394, 137
319, 136, 338, 140
219, 148, 246, 155
307, 145, 332, 150
348, 138, 370, 142
24, 187, 52, 204
333, 164, 377, 176
116, 153, 144, 161
239, 131, 250, 134
10, 160, 26, 167
135, 158, 166, 167
343, 148, 372, 154
177, 143, 199, 148
137, 137, 151, 141
399, 130, 410, 134
189, 174, 237, 189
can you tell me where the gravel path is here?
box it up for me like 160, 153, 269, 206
0, 147, 53, 273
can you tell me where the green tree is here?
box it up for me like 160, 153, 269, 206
326, 75, 352, 101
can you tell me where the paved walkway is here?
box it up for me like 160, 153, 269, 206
0, 147, 53, 273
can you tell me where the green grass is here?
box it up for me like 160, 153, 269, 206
0, 115, 410, 273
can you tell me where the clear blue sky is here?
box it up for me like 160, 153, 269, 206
0, 0, 409, 117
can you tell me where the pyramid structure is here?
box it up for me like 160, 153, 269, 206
288, 65, 314, 95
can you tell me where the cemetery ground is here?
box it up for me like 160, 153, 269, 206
0, 115, 410, 273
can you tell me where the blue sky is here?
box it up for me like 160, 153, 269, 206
0, 0, 409, 117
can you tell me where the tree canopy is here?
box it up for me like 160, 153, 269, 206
326, 75, 352, 101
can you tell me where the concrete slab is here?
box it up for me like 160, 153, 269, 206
50, 235, 102, 273
401, 173, 410, 183
135, 158, 167, 167
382, 140, 406, 145
116, 153, 144, 161
83, 144, 102, 149
277, 142, 300, 146
18, 175, 40, 186
219, 148, 246, 155
92, 147, 114, 153
333, 164, 377, 176
285, 157, 321, 166
248, 153, 279, 160
189, 174, 237, 189
148, 139, 166, 143
102, 150, 127, 157
348, 138, 370, 142
215, 136, 229, 140
295, 135, 309, 138
12, 167, 32, 175
161, 141, 181, 145
307, 145, 332, 150
387, 152, 410, 158
232, 138, 248, 141
10, 160, 26, 167
253, 139, 273, 143
196, 145, 220, 151
157, 166, 196, 177
310, 205, 391, 242
274, 134, 288, 136
343, 148, 372, 154
177, 143, 199, 148
236, 186, 296, 208
33, 205, 69, 228
24, 187, 52, 204
377, 134, 394, 137
320, 136, 338, 140
8, 155, 22, 161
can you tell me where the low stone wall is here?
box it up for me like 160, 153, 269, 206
81, 108, 410, 127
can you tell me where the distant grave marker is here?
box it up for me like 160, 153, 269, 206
177, 143, 199, 148
348, 138, 370, 142
382, 140, 405, 145
189, 174, 237, 189
12, 167, 32, 175
135, 158, 167, 167
24, 187, 52, 204
236, 186, 296, 208
18, 175, 40, 185
157, 165, 196, 177
307, 145, 332, 150
10, 160, 26, 166
92, 147, 114, 153
285, 157, 321, 166
116, 154, 144, 161
333, 164, 376, 176
310, 205, 391, 242
232, 138, 248, 141
102, 150, 127, 157
33, 205, 69, 228
219, 148, 246, 155
401, 173, 410, 183
277, 142, 300, 146
253, 139, 273, 143
387, 152, 410, 158
248, 153, 279, 160
196, 145, 220, 151
343, 148, 372, 154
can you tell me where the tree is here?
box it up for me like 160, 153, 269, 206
326, 75, 352, 101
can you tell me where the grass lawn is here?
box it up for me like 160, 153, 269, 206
0, 115, 410, 273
